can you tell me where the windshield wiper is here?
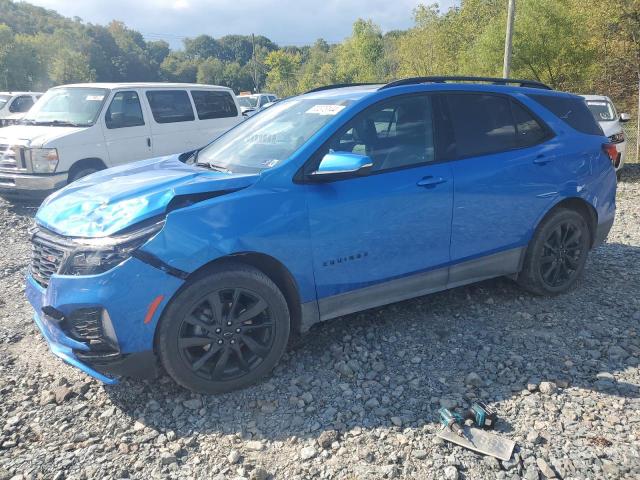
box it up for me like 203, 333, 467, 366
196, 161, 233, 174
28, 120, 88, 127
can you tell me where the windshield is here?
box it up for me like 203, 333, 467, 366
586, 100, 617, 122
22, 87, 109, 127
195, 98, 352, 173
0, 95, 10, 109
238, 96, 258, 108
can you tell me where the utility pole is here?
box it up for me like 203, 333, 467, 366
503, 0, 515, 78
251, 33, 258, 93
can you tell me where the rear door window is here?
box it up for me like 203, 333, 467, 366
146, 90, 195, 124
105, 91, 145, 129
445, 94, 516, 158
511, 101, 548, 147
528, 94, 603, 135
191, 90, 238, 119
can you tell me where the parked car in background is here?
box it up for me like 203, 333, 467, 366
582, 94, 629, 176
0, 83, 243, 199
237, 93, 278, 116
26, 77, 616, 394
0, 92, 43, 127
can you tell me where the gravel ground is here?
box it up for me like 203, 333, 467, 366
1, 167, 639, 480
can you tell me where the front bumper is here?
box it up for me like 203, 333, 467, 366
25, 256, 185, 383
0, 171, 68, 199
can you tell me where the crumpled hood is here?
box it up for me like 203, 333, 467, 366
37, 155, 260, 237
0, 124, 87, 147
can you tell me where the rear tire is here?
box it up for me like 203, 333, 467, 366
157, 263, 290, 394
518, 209, 591, 296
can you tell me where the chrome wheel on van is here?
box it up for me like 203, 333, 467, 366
178, 287, 275, 381
157, 263, 290, 394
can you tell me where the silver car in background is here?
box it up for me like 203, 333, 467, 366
582, 94, 629, 176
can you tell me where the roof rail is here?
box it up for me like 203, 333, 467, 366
304, 83, 380, 94
379, 76, 552, 91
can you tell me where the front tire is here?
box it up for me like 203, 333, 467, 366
157, 263, 290, 394
518, 209, 591, 295
68, 167, 99, 183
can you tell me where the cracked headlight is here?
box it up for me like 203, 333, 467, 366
63, 219, 165, 275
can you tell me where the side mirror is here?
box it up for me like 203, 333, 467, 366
620, 112, 630, 123
308, 151, 373, 181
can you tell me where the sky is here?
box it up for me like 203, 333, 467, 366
26, 0, 457, 48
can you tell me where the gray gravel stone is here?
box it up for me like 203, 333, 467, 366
1, 168, 640, 479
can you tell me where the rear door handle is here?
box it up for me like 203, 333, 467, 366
417, 176, 447, 188
147, 137, 151, 148
533, 154, 553, 165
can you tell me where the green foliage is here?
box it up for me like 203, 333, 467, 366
0, 0, 639, 114
335, 19, 385, 82
264, 50, 302, 96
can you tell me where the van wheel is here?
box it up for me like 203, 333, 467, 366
157, 264, 290, 394
518, 209, 591, 296
68, 167, 99, 183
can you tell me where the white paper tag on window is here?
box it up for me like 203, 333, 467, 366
306, 105, 345, 115
86, 95, 104, 101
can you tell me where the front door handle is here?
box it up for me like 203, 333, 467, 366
533, 154, 553, 165
147, 137, 151, 148
417, 176, 447, 188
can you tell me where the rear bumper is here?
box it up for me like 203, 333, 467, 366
25, 257, 185, 383
594, 217, 615, 248
0, 171, 68, 199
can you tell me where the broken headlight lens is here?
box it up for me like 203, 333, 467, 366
63, 219, 164, 275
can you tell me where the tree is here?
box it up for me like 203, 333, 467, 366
50, 48, 95, 84
184, 35, 221, 60
146, 40, 170, 66
297, 39, 337, 91
264, 50, 302, 96
160, 52, 197, 82
335, 19, 384, 82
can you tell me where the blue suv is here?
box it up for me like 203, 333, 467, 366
26, 77, 617, 393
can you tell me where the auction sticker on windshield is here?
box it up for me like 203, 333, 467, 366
306, 105, 346, 115
86, 95, 104, 101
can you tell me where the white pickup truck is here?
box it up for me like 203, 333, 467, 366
0, 83, 243, 199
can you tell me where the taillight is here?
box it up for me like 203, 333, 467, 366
602, 143, 618, 165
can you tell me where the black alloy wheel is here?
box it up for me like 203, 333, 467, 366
178, 287, 274, 381
157, 263, 290, 394
518, 208, 591, 295
538, 220, 584, 288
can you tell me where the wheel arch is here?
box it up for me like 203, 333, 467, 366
534, 197, 598, 247
68, 157, 107, 182
181, 252, 304, 337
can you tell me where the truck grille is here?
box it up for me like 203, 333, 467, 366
0, 143, 27, 171
30, 228, 72, 287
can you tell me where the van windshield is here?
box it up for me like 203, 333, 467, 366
194, 98, 352, 173
0, 95, 10, 109
238, 96, 258, 108
21, 87, 109, 127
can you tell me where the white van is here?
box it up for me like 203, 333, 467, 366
0, 92, 43, 127
0, 83, 243, 198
